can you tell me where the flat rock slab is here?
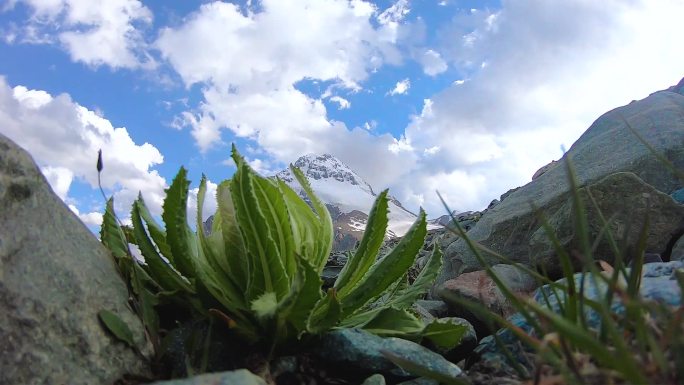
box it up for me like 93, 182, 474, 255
315, 328, 463, 381
151, 369, 267, 385
0, 133, 150, 384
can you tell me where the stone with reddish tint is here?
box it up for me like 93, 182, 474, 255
440, 264, 537, 320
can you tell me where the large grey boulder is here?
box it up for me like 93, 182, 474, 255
437, 81, 684, 286
528, 172, 684, 268
0, 133, 150, 384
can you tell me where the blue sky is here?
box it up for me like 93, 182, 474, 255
1, 0, 683, 228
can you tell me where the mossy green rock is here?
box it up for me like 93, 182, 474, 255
0, 134, 150, 384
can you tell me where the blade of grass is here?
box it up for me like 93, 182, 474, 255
438, 193, 545, 338
627, 202, 650, 298
531, 204, 577, 324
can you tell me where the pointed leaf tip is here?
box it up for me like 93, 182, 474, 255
98, 309, 135, 347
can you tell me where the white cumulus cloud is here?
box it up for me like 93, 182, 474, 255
329, 95, 351, 110
68, 204, 104, 227
6, 0, 154, 68
419, 49, 448, 76
389, 78, 411, 95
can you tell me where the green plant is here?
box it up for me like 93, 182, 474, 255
438, 128, 684, 384
100, 145, 466, 371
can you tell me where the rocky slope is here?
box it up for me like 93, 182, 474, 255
435, 78, 684, 288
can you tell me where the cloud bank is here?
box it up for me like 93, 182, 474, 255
153, 0, 684, 216
0, 77, 166, 225
155, 0, 417, 189
3, 0, 684, 222
395, 0, 684, 214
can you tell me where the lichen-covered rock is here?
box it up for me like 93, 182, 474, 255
0, 133, 150, 384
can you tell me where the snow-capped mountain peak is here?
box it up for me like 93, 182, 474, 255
273, 153, 432, 251
276, 154, 374, 196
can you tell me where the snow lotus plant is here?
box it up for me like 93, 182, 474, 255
101, 145, 467, 353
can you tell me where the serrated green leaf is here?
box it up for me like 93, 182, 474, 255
337, 307, 383, 328
195, 175, 249, 313
136, 193, 173, 265
421, 318, 469, 350
204, 220, 226, 264
252, 175, 296, 282
210, 210, 222, 233
359, 307, 424, 337
307, 288, 342, 334
131, 200, 193, 294
161, 167, 197, 279
335, 190, 390, 297
341, 210, 428, 316
98, 309, 136, 347
290, 165, 333, 272
122, 259, 160, 345
100, 198, 128, 260
231, 146, 288, 300
278, 179, 321, 267
216, 181, 248, 287
195, 262, 258, 341
277, 257, 323, 333
387, 244, 442, 309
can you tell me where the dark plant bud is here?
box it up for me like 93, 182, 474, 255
97, 149, 103, 172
